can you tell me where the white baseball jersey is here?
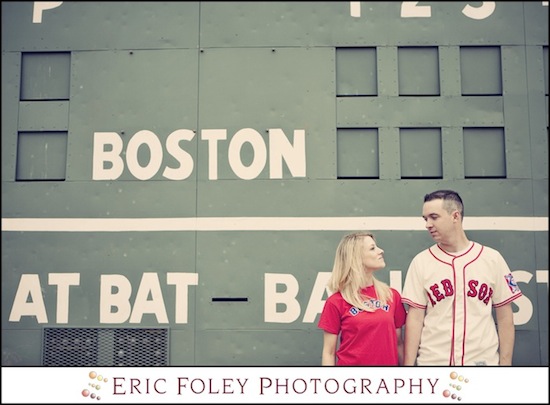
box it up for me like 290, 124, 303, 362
401, 241, 522, 366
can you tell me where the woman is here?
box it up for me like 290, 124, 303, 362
318, 231, 406, 365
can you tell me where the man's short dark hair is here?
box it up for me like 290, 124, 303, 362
424, 189, 464, 218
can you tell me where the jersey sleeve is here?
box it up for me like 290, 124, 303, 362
401, 254, 428, 309
490, 249, 523, 307
391, 289, 407, 328
317, 294, 342, 335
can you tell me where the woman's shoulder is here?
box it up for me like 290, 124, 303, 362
389, 287, 403, 299
325, 290, 352, 308
326, 290, 343, 301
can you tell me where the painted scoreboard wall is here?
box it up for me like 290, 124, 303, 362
1, 1, 548, 366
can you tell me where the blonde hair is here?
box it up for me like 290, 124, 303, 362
327, 232, 393, 311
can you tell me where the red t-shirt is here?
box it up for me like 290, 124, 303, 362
318, 286, 407, 366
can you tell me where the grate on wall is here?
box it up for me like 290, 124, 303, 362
42, 328, 169, 366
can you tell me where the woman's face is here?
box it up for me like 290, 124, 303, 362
361, 236, 386, 271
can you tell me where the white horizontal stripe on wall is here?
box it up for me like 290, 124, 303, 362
1, 217, 548, 232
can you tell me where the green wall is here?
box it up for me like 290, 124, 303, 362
1, 1, 548, 366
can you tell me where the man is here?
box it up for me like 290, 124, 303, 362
401, 189, 522, 366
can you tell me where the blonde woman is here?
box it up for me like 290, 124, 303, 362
318, 232, 406, 365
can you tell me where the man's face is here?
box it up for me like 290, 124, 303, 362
422, 199, 456, 242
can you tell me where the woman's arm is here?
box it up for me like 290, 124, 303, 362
396, 326, 404, 366
321, 331, 338, 365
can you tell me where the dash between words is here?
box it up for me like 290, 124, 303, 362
112, 376, 440, 395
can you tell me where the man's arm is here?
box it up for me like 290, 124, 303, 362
495, 303, 515, 366
404, 306, 425, 366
